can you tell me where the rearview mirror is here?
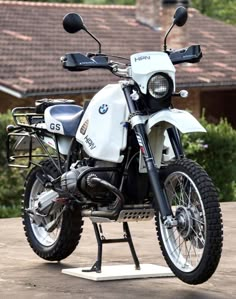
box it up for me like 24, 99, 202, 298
173, 6, 188, 27
63, 13, 85, 34
62, 12, 102, 54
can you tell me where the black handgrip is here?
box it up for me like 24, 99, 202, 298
62, 52, 111, 72
169, 45, 202, 65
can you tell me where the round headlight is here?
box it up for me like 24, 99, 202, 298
147, 73, 173, 99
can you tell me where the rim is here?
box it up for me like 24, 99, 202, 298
159, 171, 206, 272
28, 177, 62, 247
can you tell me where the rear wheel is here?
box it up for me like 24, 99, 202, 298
22, 159, 84, 261
157, 158, 223, 284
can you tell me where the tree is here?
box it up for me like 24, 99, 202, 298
84, 0, 135, 3
15, 1, 235, 24
191, 0, 236, 25
17, 0, 135, 3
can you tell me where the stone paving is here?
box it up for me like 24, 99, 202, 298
0, 202, 235, 299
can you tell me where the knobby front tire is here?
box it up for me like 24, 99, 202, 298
156, 158, 223, 284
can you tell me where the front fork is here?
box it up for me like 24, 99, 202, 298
122, 83, 176, 227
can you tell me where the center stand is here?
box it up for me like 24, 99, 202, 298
82, 222, 140, 273
62, 220, 174, 281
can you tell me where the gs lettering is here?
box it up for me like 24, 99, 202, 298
50, 123, 61, 131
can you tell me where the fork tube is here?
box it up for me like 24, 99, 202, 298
122, 84, 173, 220
167, 127, 184, 159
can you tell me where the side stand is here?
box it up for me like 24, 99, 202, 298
82, 222, 140, 273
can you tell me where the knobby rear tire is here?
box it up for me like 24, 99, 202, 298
157, 158, 223, 284
22, 159, 84, 261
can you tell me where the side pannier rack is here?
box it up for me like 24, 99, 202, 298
6, 99, 75, 168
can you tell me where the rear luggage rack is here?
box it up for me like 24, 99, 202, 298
11, 106, 44, 127
6, 99, 75, 168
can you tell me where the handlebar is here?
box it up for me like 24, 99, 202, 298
61, 53, 112, 71
61, 44, 202, 75
168, 45, 202, 65
61, 52, 130, 77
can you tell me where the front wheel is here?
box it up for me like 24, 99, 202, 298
157, 158, 223, 284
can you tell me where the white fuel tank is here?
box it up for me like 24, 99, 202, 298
76, 84, 129, 163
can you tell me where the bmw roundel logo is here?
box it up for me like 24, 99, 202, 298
99, 104, 108, 114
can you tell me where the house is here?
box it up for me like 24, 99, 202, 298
1, 0, 236, 126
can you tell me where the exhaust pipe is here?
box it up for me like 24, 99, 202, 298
81, 176, 124, 220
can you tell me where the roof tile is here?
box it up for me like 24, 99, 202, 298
0, 1, 236, 96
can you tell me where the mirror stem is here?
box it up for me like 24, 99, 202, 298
163, 23, 175, 52
84, 28, 102, 54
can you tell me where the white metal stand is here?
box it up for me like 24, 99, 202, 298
62, 263, 174, 281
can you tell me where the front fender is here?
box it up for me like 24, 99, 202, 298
139, 109, 206, 171
146, 108, 206, 134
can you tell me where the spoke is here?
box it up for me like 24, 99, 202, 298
173, 230, 182, 245
184, 239, 193, 267
168, 180, 180, 203
183, 180, 193, 207
191, 225, 205, 247
177, 233, 183, 263
170, 238, 186, 255
187, 184, 192, 206
176, 176, 186, 206
162, 170, 207, 272
41, 232, 50, 243
190, 216, 205, 226
164, 227, 178, 243
190, 235, 201, 264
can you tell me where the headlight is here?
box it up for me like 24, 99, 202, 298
147, 72, 173, 99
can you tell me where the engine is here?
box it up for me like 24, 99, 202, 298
60, 160, 119, 201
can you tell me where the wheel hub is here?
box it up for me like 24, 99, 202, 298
176, 206, 193, 239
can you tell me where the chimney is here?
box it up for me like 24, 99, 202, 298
136, 0, 161, 30
136, 0, 189, 30
161, 0, 189, 49
162, 0, 188, 7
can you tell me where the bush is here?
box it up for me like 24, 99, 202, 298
182, 116, 236, 201
0, 111, 24, 217
0, 111, 236, 218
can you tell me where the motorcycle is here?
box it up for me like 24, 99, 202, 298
7, 6, 223, 285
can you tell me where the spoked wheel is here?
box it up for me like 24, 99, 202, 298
157, 158, 223, 284
27, 177, 63, 248
22, 159, 84, 261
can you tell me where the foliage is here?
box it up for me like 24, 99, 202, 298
83, 0, 135, 3
0, 205, 21, 218
11, 0, 235, 24
1, 109, 236, 219
191, 0, 236, 25
18, 0, 135, 4
0, 111, 23, 218
182, 116, 236, 201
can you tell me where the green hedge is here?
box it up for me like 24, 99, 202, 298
0, 111, 236, 217
182, 117, 236, 201
0, 111, 24, 217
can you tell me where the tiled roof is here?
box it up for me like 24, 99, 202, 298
0, 1, 236, 98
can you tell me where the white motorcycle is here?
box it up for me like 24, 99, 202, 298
7, 7, 223, 284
